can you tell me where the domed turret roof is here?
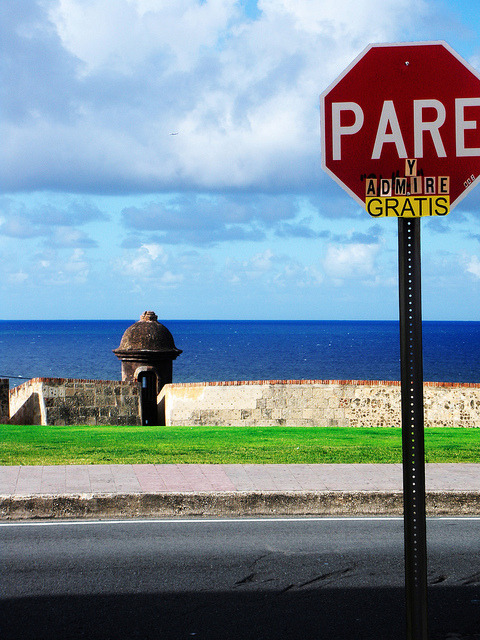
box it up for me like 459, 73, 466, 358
114, 311, 182, 355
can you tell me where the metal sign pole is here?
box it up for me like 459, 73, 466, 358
398, 217, 429, 639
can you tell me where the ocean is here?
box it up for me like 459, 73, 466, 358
0, 320, 479, 386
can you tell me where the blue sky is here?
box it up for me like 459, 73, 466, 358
2, 0, 480, 320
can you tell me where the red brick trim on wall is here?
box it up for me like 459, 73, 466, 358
169, 379, 480, 389
28, 377, 133, 386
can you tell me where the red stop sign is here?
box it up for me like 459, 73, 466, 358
320, 42, 480, 214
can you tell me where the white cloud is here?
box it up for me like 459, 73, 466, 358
259, 0, 424, 41
0, 197, 104, 244
249, 249, 274, 272
120, 194, 304, 245
117, 243, 184, 286
32, 248, 90, 285
226, 248, 323, 287
323, 242, 380, 280
2, 0, 434, 193
142, 243, 168, 262
50, 0, 238, 75
465, 254, 480, 279
64, 248, 89, 279
8, 271, 29, 285
51, 227, 97, 247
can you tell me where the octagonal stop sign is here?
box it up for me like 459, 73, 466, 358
320, 42, 480, 217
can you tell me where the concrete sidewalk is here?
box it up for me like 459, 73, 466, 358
1, 463, 479, 520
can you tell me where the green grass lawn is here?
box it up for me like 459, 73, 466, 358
1, 424, 479, 465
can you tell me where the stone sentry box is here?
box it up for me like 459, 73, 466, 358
114, 311, 182, 426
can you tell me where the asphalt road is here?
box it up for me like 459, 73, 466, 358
2, 517, 480, 640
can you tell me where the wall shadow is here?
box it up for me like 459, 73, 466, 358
8, 392, 41, 425
2, 585, 479, 640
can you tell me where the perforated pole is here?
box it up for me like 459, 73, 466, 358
398, 217, 429, 639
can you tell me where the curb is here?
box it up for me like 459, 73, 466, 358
1, 491, 480, 520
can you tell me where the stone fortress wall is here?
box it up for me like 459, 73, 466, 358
159, 379, 480, 429
1, 376, 480, 427
6, 378, 141, 426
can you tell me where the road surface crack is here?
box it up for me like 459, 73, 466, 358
235, 572, 255, 585
233, 552, 272, 587
281, 565, 356, 593
461, 571, 480, 585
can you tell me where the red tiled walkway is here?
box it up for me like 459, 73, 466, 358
1, 463, 478, 496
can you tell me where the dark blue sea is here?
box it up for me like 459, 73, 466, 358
0, 320, 479, 386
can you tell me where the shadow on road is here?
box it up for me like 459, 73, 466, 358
2, 585, 479, 639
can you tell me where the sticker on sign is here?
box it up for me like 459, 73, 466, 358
320, 41, 480, 216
